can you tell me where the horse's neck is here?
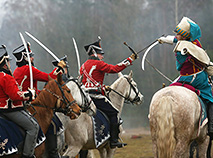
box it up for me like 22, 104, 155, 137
109, 78, 129, 113
66, 81, 82, 105
31, 95, 55, 134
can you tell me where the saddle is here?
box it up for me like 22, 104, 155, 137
170, 81, 200, 96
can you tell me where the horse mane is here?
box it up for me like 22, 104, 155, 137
31, 74, 63, 106
57, 74, 64, 85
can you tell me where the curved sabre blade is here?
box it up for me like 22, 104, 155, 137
25, 31, 60, 62
72, 37, 81, 75
19, 32, 33, 89
141, 41, 159, 70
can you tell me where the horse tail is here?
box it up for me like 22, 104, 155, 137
156, 96, 176, 158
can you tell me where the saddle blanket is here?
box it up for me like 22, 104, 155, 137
46, 113, 64, 135
92, 110, 110, 148
0, 116, 45, 156
170, 82, 200, 96
198, 97, 208, 129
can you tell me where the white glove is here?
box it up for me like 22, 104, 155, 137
158, 35, 175, 44
28, 88, 36, 101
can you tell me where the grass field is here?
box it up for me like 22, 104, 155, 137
92, 128, 154, 158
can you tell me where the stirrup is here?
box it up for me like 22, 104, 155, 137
110, 141, 127, 148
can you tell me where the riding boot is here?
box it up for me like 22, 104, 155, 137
110, 123, 127, 149
46, 134, 61, 158
208, 102, 213, 138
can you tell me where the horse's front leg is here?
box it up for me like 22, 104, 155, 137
63, 145, 81, 158
98, 147, 107, 158
106, 146, 116, 158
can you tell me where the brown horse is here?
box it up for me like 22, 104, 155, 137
149, 86, 209, 158
3, 75, 81, 158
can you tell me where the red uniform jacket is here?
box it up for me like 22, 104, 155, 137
0, 72, 30, 111
79, 56, 132, 93
13, 65, 58, 94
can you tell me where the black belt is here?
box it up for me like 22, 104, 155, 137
88, 90, 102, 95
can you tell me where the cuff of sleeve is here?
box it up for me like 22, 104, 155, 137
127, 57, 133, 65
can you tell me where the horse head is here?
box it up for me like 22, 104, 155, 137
32, 75, 81, 119
65, 77, 97, 116
112, 70, 144, 105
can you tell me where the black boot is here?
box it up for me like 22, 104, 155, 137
46, 134, 61, 158
208, 103, 213, 138
110, 123, 127, 149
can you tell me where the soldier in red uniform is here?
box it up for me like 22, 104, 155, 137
12, 43, 67, 158
13, 43, 65, 94
0, 45, 37, 158
79, 37, 137, 148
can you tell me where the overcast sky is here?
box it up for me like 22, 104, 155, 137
0, 0, 7, 29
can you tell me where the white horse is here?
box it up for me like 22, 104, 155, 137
58, 70, 144, 158
149, 86, 209, 158
65, 77, 97, 116
43, 77, 97, 158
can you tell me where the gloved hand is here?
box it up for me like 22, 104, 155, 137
56, 60, 66, 74
129, 53, 138, 61
58, 60, 66, 69
158, 35, 175, 44
27, 88, 36, 101
105, 85, 111, 91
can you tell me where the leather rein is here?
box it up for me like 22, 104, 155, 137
107, 76, 140, 104
63, 78, 93, 112
29, 80, 77, 116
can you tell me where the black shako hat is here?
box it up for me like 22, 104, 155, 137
84, 36, 104, 56
13, 42, 34, 63
0, 45, 11, 67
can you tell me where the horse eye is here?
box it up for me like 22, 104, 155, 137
67, 90, 71, 93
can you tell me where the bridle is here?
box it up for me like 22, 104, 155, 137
64, 78, 93, 112
108, 76, 140, 104
31, 80, 78, 116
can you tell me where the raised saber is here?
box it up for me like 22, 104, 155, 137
124, 41, 172, 83
19, 32, 33, 89
25, 31, 60, 62
72, 37, 81, 75
141, 41, 159, 70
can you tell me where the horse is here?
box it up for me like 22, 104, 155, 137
65, 77, 97, 116
1, 75, 81, 158
58, 70, 144, 158
55, 77, 97, 156
149, 86, 209, 158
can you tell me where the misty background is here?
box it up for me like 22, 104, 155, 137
0, 0, 213, 129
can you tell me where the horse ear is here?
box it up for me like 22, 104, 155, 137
128, 70, 133, 79
118, 72, 123, 77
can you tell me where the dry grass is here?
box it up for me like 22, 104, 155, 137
92, 128, 154, 158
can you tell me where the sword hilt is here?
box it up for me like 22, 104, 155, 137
123, 42, 138, 59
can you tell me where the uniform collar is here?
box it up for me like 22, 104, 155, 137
88, 56, 100, 60
0, 68, 12, 76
